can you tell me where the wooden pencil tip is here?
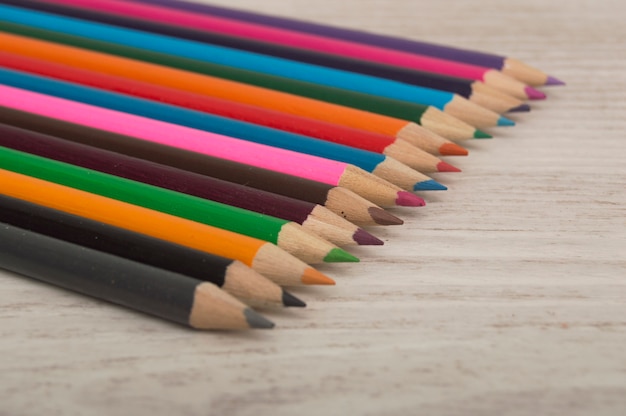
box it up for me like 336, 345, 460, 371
497, 116, 516, 127
396, 191, 426, 207
414, 179, 447, 191
545, 76, 566, 86
353, 228, 384, 246
244, 308, 275, 329
474, 130, 493, 139
282, 289, 306, 307
439, 143, 469, 156
507, 104, 532, 113
437, 161, 462, 173
301, 267, 336, 285
368, 207, 404, 226
324, 247, 359, 263
525, 86, 547, 100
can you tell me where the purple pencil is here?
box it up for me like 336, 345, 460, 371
130, 0, 564, 87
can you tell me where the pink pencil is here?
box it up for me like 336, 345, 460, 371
48, 0, 544, 100
0, 84, 422, 207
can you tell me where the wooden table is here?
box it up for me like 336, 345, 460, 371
1, 0, 625, 414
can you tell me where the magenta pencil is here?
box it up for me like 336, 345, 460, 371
45, 0, 544, 100
0, 84, 416, 207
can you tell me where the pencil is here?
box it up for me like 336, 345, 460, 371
0, 68, 446, 193
0, 51, 461, 174
0, 0, 541, 100
0, 146, 358, 265
10, 0, 513, 128
0, 222, 275, 330
0, 169, 335, 287
0, 123, 382, 247
132, 0, 564, 86
0, 20, 488, 142
0, 106, 411, 219
0, 194, 305, 308
0, 81, 430, 205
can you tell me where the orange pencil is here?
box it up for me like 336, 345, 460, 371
0, 31, 467, 156
0, 168, 334, 287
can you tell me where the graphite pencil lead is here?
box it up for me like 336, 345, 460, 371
368, 207, 404, 226
436, 161, 462, 173
546, 76, 566, 86
243, 308, 275, 329
324, 248, 359, 263
301, 267, 336, 286
497, 116, 516, 127
282, 290, 306, 308
525, 86, 547, 100
353, 228, 384, 246
414, 179, 447, 191
439, 143, 469, 156
396, 191, 426, 207
508, 104, 531, 113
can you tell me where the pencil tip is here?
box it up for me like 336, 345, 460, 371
353, 228, 384, 245
282, 289, 306, 307
508, 104, 531, 113
437, 161, 462, 173
414, 179, 447, 191
244, 308, 275, 329
368, 207, 404, 225
545, 75, 566, 86
324, 247, 360, 263
301, 267, 336, 285
474, 130, 492, 139
396, 191, 426, 207
439, 142, 469, 156
497, 116, 516, 127
525, 86, 547, 100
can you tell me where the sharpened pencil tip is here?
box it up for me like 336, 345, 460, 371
396, 191, 426, 207
437, 161, 462, 173
324, 247, 359, 263
525, 86, 547, 100
368, 207, 404, 225
497, 116, 516, 127
545, 76, 566, 86
282, 289, 306, 307
474, 130, 492, 139
439, 143, 469, 156
301, 267, 335, 285
508, 104, 531, 113
244, 308, 275, 329
414, 179, 447, 191
353, 228, 384, 246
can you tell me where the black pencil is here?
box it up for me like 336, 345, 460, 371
0, 222, 275, 330
0, 194, 305, 308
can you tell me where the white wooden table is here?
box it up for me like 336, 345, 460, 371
1, 1, 625, 415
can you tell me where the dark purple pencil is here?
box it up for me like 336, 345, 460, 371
129, 0, 563, 87
0, 123, 383, 247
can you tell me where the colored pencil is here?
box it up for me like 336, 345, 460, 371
0, 168, 336, 287
9, 0, 512, 128
32, 0, 528, 114
0, 222, 275, 330
0, 123, 382, 247
0, 107, 410, 221
0, 80, 434, 204
128, 0, 563, 87
0, 51, 461, 173
0, 17, 489, 141
3, 0, 541, 100
0, 146, 358, 265
0, 194, 305, 308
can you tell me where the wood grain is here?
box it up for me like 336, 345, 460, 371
1, 0, 625, 415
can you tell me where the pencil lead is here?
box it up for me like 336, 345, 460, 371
436, 161, 462, 173
353, 228, 384, 246
368, 207, 404, 226
301, 267, 336, 285
282, 289, 306, 307
525, 86, 547, 100
497, 116, 516, 127
439, 143, 469, 156
243, 308, 275, 329
545, 76, 566, 86
396, 191, 426, 207
508, 104, 531, 113
324, 247, 360, 263
474, 129, 493, 139
414, 179, 447, 191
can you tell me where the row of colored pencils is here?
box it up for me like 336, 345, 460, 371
0, 0, 564, 330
